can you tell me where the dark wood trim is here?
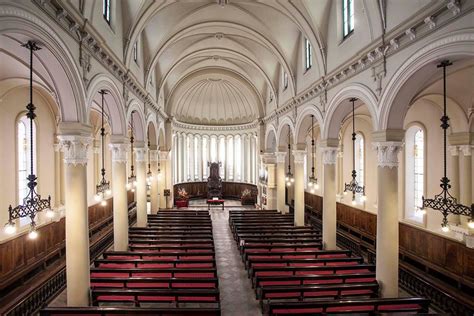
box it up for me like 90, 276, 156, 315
173, 182, 257, 203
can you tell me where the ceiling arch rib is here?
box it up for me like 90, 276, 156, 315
158, 48, 275, 107
145, 21, 296, 95
168, 69, 261, 126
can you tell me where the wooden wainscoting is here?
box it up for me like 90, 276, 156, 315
304, 193, 474, 315
173, 182, 258, 202
0, 191, 135, 297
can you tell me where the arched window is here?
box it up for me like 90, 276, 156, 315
227, 137, 234, 180
234, 136, 242, 181
354, 133, 364, 187
17, 115, 36, 226
405, 126, 425, 222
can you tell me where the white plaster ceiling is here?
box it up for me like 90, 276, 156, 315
121, 0, 329, 126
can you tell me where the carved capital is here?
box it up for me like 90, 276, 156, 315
109, 143, 129, 163
159, 150, 170, 160
373, 142, 403, 168
135, 147, 147, 162
460, 145, 472, 156
275, 152, 286, 164
292, 150, 306, 164
449, 146, 459, 156
58, 135, 93, 166
150, 150, 159, 162
322, 147, 338, 165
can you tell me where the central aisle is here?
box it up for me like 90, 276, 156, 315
210, 208, 260, 316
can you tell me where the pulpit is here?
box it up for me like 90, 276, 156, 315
207, 162, 223, 199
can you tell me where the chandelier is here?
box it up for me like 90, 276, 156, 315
4, 41, 52, 239
307, 115, 319, 193
285, 129, 294, 186
343, 97, 366, 205
421, 60, 474, 232
126, 112, 137, 192
94, 90, 111, 206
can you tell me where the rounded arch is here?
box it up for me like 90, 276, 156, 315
322, 83, 379, 140
126, 100, 146, 143
276, 116, 296, 148
295, 105, 324, 144
380, 29, 474, 131
0, 4, 87, 125
86, 74, 126, 137
265, 126, 277, 152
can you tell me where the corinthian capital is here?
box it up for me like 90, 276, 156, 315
372, 142, 403, 168
109, 143, 129, 163
58, 135, 93, 166
322, 147, 338, 165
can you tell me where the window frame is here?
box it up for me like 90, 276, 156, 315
342, 0, 354, 38
133, 42, 138, 64
283, 71, 288, 90
354, 132, 364, 188
304, 38, 312, 71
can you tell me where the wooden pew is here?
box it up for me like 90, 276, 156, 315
90, 267, 218, 279
266, 297, 430, 315
128, 244, 214, 252
244, 249, 351, 264
103, 251, 216, 261
91, 276, 219, 290
91, 288, 220, 307
94, 258, 216, 269
40, 306, 221, 315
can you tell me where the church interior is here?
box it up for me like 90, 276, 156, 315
0, 0, 473, 315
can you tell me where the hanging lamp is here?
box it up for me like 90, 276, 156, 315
421, 60, 474, 232
147, 131, 153, 186
94, 90, 111, 206
285, 129, 294, 186
307, 115, 319, 193
343, 98, 366, 205
127, 112, 137, 192
4, 41, 52, 239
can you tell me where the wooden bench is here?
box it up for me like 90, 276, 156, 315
91, 276, 219, 290
267, 297, 430, 315
90, 267, 218, 279
103, 251, 216, 261
128, 244, 215, 252
40, 306, 221, 315
94, 258, 216, 269
91, 288, 220, 307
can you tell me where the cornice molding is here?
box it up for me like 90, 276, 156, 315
263, 0, 469, 125
31, 0, 167, 121
172, 119, 260, 133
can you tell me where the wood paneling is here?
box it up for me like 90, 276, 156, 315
0, 192, 134, 291
173, 182, 257, 202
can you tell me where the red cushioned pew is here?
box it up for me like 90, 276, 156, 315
129, 244, 214, 252
91, 288, 220, 307
102, 251, 215, 261
40, 306, 221, 315
90, 267, 217, 279
267, 297, 430, 315
91, 276, 219, 290
94, 258, 216, 269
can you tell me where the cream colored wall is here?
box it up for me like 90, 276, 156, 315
338, 112, 378, 213
0, 86, 57, 239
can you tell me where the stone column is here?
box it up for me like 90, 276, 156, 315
135, 146, 147, 227
189, 135, 195, 181
275, 152, 288, 214
150, 149, 159, 213
373, 142, 403, 297
322, 147, 338, 249
158, 151, 168, 209
109, 142, 129, 251
293, 150, 306, 226
449, 146, 460, 223
58, 134, 92, 306
460, 145, 472, 206
53, 143, 62, 208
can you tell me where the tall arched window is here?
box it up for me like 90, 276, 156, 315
354, 133, 364, 186
405, 126, 425, 222
17, 115, 36, 226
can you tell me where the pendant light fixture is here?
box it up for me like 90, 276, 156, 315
421, 60, 474, 232
127, 112, 137, 192
146, 130, 153, 186
4, 41, 52, 239
343, 98, 366, 205
95, 90, 111, 206
307, 115, 319, 193
285, 129, 294, 186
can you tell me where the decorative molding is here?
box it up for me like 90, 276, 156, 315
172, 118, 259, 133
134, 147, 147, 162
159, 150, 170, 160
322, 147, 338, 165
262, 0, 462, 125
460, 145, 472, 156
150, 150, 159, 162
109, 143, 129, 163
58, 135, 93, 166
275, 152, 286, 164
372, 142, 404, 168
292, 150, 306, 164
449, 145, 459, 156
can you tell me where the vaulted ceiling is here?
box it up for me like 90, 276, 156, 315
120, 0, 331, 126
